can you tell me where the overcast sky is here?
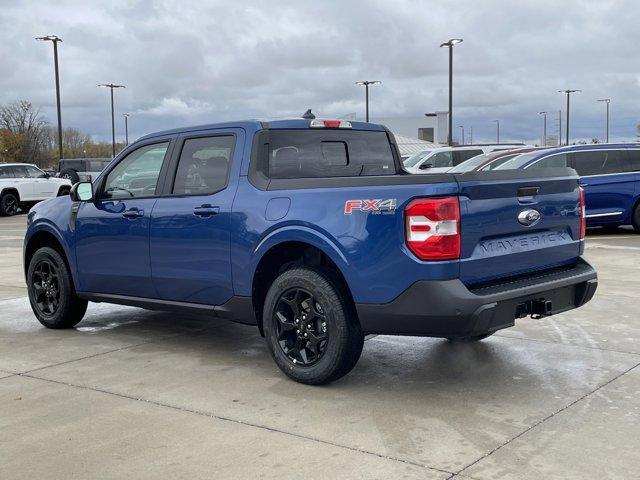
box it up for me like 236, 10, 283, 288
1, 0, 638, 144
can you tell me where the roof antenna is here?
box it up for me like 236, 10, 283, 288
302, 109, 316, 119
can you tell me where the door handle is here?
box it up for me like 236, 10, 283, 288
122, 208, 144, 219
193, 204, 220, 217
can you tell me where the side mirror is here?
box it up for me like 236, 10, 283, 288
70, 182, 94, 202
419, 163, 433, 170
39, 173, 50, 179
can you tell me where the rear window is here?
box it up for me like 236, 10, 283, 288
59, 160, 86, 171
626, 149, 640, 172
262, 130, 395, 178
571, 150, 627, 176
453, 149, 483, 165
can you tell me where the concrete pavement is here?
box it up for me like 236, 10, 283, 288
1, 214, 639, 479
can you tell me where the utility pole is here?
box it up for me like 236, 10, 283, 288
538, 111, 547, 146
355, 80, 381, 122
597, 99, 610, 143
558, 89, 581, 145
440, 38, 463, 146
123, 113, 130, 145
98, 84, 126, 157
36, 35, 64, 160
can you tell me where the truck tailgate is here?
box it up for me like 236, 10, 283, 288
455, 169, 582, 285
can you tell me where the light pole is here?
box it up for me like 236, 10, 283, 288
597, 99, 610, 143
538, 111, 547, 146
36, 35, 63, 160
458, 125, 464, 145
469, 126, 473, 144
123, 113, 130, 145
440, 38, 463, 146
98, 84, 126, 157
492, 119, 500, 144
355, 80, 381, 122
558, 89, 581, 145
558, 110, 562, 146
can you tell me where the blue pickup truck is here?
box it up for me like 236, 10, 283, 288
23, 118, 597, 384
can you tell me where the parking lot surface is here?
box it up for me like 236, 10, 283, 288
1, 213, 639, 479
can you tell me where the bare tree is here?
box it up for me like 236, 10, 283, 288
0, 100, 51, 166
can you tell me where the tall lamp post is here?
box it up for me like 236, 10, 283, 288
458, 125, 465, 145
98, 83, 126, 157
492, 119, 500, 144
35, 35, 64, 160
538, 111, 547, 146
597, 98, 610, 143
440, 38, 463, 146
355, 80, 381, 122
123, 113, 130, 145
558, 89, 581, 145
469, 126, 473, 144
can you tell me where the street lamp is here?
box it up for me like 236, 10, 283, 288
492, 119, 500, 144
123, 113, 130, 145
597, 99, 610, 143
35, 35, 63, 160
440, 38, 463, 146
458, 125, 465, 145
354, 80, 381, 122
469, 126, 473, 144
558, 89, 581, 145
98, 83, 126, 157
538, 111, 547, 146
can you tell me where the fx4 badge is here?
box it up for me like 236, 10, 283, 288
344, 199, 397, 215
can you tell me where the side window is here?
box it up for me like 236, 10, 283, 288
423, 151, 453, 168
25, 165, 44, 178
0, 167, 13, 178
173, 136, 234, 195
103, 142, 169, 199
453, 150, 483, 165
626, 149, 640, 172
12, 166, 29, 178
570, 151, 625, 176
528, 153, 568, 169
89, 160, 108, 172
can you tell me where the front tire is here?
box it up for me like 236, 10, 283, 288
0, 192, 19, 216
27, 247, 88, 329
263, 267, 364, 385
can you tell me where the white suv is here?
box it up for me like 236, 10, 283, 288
0, 163, 72, 216
403, 144, 526, 174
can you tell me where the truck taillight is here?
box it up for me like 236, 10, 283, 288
578, 186, 586, 240
405, 197, 460, 261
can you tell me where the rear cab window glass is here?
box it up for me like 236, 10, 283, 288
173, 135, 234, 195
264, 130, 395, 178
527, 153, 568, 169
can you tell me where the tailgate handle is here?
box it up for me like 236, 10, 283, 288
517, 186, 540, 197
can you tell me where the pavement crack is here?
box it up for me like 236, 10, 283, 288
454, 361, 640, 476
17, 373, 454, 477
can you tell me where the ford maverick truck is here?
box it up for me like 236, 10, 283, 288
23, 118, 597, 384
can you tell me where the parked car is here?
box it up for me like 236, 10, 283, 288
403, 144, 526, 174
58, 158, 112, 184
448, 147, 549, 173
0, 163, 72, 216
23, 118, 596, 384
495, 143, 640, 231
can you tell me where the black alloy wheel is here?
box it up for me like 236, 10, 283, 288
273, 288, 328, 366
31, 258, 61, 317
1, 193, 19, 216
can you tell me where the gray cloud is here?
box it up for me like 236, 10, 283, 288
1, 0, 638, 144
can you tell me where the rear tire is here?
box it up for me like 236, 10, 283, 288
632, 204, 640, 233
0, 192, 19, 216
447, 332, 495, 342
263, 267, 364, 385
27, 246, 88, 329
59, 169, 80, 184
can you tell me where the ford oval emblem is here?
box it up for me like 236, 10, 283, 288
518, 209, 541, 227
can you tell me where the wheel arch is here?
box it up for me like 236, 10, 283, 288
1, 187, 20, 201
251, 239, 357, 336
24, 229, 75, 289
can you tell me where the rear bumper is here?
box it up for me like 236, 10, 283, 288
356, 258, 597, 337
